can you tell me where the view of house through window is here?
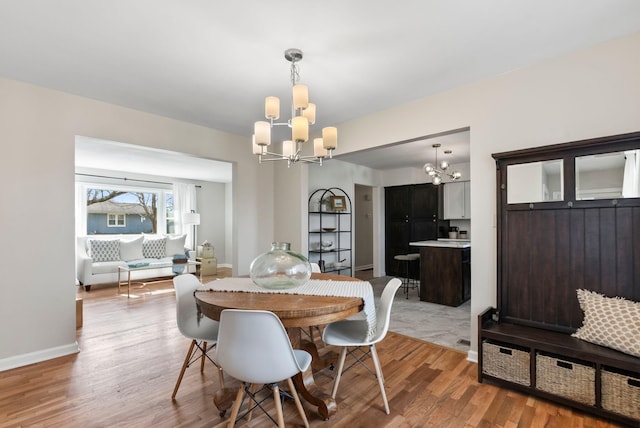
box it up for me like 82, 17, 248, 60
87, 188, 173, 235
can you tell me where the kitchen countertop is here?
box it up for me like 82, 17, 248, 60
409, 239, 471, 248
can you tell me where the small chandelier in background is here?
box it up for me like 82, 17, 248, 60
252, 48, 337, 167
424, 143, 461, 185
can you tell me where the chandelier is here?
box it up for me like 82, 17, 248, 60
423, 143, 461, 185
252, 48, 337, 167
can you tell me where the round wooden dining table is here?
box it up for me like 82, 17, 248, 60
194, 273, 364, 420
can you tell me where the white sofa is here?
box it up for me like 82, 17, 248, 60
76, 234, 196, 291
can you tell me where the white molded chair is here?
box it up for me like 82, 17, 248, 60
321, 277, 402, 414
172, 274, 224, 399
310, 262, 321, 273
216, 309, 311, 428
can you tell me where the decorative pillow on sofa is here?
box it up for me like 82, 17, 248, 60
165, 234, 187, 257
89, 239, 120, 262
572, 289, 640, 357
119, 236, 144, 261
143, 237, 166, 259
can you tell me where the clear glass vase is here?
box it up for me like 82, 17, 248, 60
250, 242, 311, 289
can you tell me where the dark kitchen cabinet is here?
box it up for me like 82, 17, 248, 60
385, 183, 448, 277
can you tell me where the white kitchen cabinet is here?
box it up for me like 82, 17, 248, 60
444, 181, 470, 219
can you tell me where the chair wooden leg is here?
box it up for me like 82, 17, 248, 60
331, 347, 348, 398
287, 377, 309, 428
272, 384, 285, 428
200, 341, 208, 373
370, 344, 390, 414
227, 384, 245, 428
172, 339, 196, 399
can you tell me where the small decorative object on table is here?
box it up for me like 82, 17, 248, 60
250, 242, 311, 289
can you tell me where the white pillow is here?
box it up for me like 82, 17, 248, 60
572, 289, 640, 358
165, 234, 187, 257
119, 236, 144, 261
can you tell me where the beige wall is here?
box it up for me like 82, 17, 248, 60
0, 78, 275, 369
328, 31, 640, 358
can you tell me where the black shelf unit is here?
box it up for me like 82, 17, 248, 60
308, 188, 352, 276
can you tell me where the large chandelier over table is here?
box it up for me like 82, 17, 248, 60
424, 143, 462, 185
252, 48, 337, 167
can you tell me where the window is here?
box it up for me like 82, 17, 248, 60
107, 213, 126, 227
86, 187, 172, 235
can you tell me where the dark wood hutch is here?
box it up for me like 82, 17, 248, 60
479, 131, 640, 426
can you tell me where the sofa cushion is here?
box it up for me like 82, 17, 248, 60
165, 234, 186, 257
93, 260, 127, 275
143, 237, 166, 258
572, 289, 640, 358
89, 239, 120, 262
119, 236, 144, 261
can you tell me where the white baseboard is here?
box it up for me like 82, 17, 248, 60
0, 342, 79, 372
467, 350, 478, 363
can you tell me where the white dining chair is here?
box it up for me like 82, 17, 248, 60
321, 277, 402, 414
216, 309, 311, 428
172, 274, 224, 399
310, 262, 321, 273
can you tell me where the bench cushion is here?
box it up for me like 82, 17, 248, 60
572, 289, 640, 358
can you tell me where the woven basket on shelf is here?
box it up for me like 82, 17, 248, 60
535, 353, 595, 405
601, 369, 640, 420
482, 341, 530, 386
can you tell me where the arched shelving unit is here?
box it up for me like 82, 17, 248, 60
308, 187, 352, 275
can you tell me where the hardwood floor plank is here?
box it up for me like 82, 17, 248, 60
0, 270, 624, 427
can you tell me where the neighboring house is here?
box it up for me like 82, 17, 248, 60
86, 201, 153, 235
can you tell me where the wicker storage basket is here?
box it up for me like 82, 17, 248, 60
535, 353, 595, 405
482, 341, 530, 386
601, 368, 640, 420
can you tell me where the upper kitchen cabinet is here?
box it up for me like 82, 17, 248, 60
444, 181, 471, 219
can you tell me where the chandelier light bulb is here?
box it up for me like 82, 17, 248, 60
440, 160, 449, 170
293, 84, 309, 110
432, 175, 442, 185
302, 103, 316, 125
424, 163, 434, 173
265, 96, 280, 120
254, 121, 271, 146
313, 138, 327, 158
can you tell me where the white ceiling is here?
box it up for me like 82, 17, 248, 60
3, 1, 640, 173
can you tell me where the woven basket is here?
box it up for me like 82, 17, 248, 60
601, 369, 640, 420
482, 341, 530, 386
535, 353, 595, 405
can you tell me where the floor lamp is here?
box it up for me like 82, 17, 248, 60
183, 211, 200, 251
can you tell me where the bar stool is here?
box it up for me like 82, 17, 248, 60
394, 253, 420, 299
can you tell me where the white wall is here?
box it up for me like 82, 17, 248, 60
0, 77, 274, 370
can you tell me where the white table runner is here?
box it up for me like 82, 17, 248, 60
203, 277, 377, 340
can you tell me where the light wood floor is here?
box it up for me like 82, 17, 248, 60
0, 270, 620, 427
